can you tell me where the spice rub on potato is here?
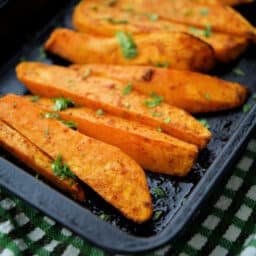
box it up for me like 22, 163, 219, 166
73, 0, 249, 62
0, 120, 85, 201
91, 0, 256, 41
44, 28, 215, 72
26, 95, 198, 176
71, 64, 248, 113
16, 62, 211, 149
0, 94, 152, 223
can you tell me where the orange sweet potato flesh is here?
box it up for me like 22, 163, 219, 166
73, 1, 249, 62
71, 64, 248, 113
0, 95, 152, 223
0, 120, 85, 201
26, 96, 198, 176
94, 0, 256, 41
44, 28, 215, 72
193, 0, 254, 5
16, 62, 211, 149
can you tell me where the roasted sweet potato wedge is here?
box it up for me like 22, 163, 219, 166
94, 0, 256, 41
0, 94, 152, 223
71, 64, 248, 113
0, 120, 85, 201
195, 0, 254, 5
44, 28, 215, 72
26, 96, 198, 176
16, 62, 211, 149
73, 1, 249, 62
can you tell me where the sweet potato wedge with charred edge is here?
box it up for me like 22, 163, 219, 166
44, 28, 215, 72
26, 96, 198, 176
0, 120, 85, 201
16, 62, 211, 149
71, 64, 248, 113
93, 0, 256, 42
73, 1, 249, 63
0, 94, 152, 223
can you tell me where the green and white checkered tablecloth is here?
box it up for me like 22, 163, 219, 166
0, 133, 255, 256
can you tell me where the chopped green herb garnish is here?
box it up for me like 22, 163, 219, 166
30, 95, 40, 102
45, 112, 60, 119
38, 47, 46, 61
122, 82, 133, 95
152, 210, 163, 221
96, 109, 104, 115
204, 93, 211, 100
155, 61, 169, 68
156, 127, 162, 132
62, 120, 78, 130
204, 24, 212, 37
189, 25, 211, 38
152, 112, 162, 117
144, 13, 159, 21
153, 187, 166, 198
103, 17, 128, 24
164, 117, 171, 124
35, 173, 40, 180
68, 179, 74, 187
53, 97, 75, 111
233, 68, 245, 76
252, 93, 256, 100
83, 68, 91, 78
198, 118, 210, 129
115, 31, 138, 59
51, 154, 77, 181
44, 129, 49, 135
100, 213, 111, 221
144, 92, 164, 108
243, 103, 252, 113
200, 8, 209, 16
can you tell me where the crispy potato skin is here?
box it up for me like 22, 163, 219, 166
16, 62, 211, 149
0, 95, 152, 223
73, 1, 249, 62
44, 28, 215, 72
27, 96, 198, 176
92, 0, 256, 41
0, 120, 85, 201
71, 64, 248, 113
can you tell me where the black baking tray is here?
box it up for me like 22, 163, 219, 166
0, 0, 255, 254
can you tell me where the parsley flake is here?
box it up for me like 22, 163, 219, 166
233, 68, 245, 76
204, 93, 211, 100
53, 97, 75, 111
144, 92, 164, 108
155, 61, 169, 68
62, 120, 78, 130
153, 187, 166, 198
198, 118, 210, 129
200, 8, 209, 16
243, 103, 252, 113
51, 154, 77, 181
144, 13, 159, 21
122, 82, 133, 95
83, 68, 91, 78
96, 109, 104, 115
164, 117, 171, 124
115, 31, 138, 59
100, 213, 111, 221
152, 112, 162, 117
156, 127, 162, 132
152, 210, 163, 221
30, 95, 40, 102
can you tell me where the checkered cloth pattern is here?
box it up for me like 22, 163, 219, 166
0, 134, 255, 256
